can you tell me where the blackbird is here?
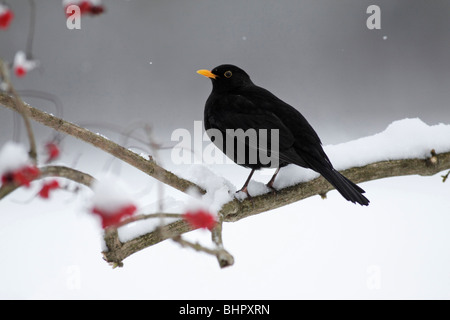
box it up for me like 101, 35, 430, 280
197, 64, 369, 206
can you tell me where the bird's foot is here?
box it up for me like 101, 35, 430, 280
236, 186, 251, 198
236, 187, 254, 205
265, 183, 277, 195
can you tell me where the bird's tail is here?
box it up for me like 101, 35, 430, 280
319, 168, 370, 206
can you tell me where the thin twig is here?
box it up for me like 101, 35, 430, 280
0, 60, 38, 162
172, 235, 234, 268
26, 0, 36, 60
442, 170, 450, 183
0, 165, 95, 199
0, 91, 205, 195
211, 211, 234, 267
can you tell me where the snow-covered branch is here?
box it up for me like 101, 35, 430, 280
101, 149, 450, 268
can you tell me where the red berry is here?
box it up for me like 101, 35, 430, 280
92, 204, 137, 228
89, 5, 104, 15
183, 209, 216, 230
79, 1, 92, 15
15, 66, 27, 78
1, 173, 14, 185
45, 142, 60, 163
1, 165, 41, 188
15, 165, 40, 187
38, 180, 60, 199
0, 9, 14, 29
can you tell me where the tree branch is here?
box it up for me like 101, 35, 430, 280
172, 235, 234, 268
0, 92, 205, 195
102, 212, 234, 269
221, 150, 450, 223
0, 60, 38, 161
0, 165, 95, 199
101, 150, 450, 267
211, 211, 234, 268
102, 218, 192, 268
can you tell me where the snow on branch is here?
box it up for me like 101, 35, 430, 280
101, 148, 450, 267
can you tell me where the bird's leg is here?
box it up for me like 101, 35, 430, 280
266, 167, 280, 192
237, 168, 256, 198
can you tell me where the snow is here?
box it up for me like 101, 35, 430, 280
13, 51, 39, 72
90, 173, 136, 214
0, 81, 9, 92
172, 118, 450, 202
116, 166, 235, 243
117, 216, 179, 243
271, 166, 319, 190
327, 118, 450, 169
173, 118, 450, 194
1, 154, 449, 299
275, 118, 450, 189
116, 164, 238, 242
95, 132, 109, 140
185, 165, 235, 213
0, 4, 9, 15
0, 142, 30, 175
1, 118, 450, 299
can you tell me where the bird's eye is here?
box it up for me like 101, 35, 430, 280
224, 71, 232, 78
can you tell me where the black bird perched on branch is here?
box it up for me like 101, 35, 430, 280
197, 64, 369, 206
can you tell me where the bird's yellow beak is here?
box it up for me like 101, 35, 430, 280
196, 69, 217, 79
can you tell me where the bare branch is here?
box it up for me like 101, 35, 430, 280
211, 212, 234, 268
39, 165, 95, 187
0, 165, 95, 199
26, 0, 36, 60
442, 170, 450, 183
172, 235, 234, 268
0, 60, 38, 161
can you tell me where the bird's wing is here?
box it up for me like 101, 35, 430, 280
229, 88, 335, 171
242, 85, 324, 148
243, 86, 335, 171
206, 94, 306, 166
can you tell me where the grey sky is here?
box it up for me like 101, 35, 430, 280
1, 0, 449, 147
